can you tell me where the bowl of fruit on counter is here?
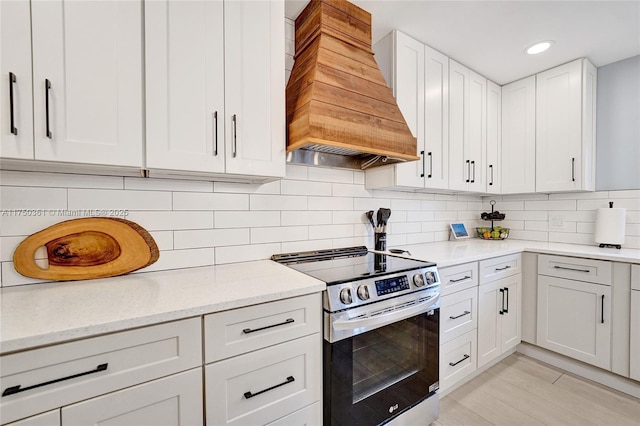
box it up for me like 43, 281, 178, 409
476, 226, 509, 240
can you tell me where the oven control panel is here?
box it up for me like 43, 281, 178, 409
324, 266, 440, 312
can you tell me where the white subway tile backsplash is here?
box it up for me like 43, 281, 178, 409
214, 211, 280, 228
500, 210, 548, 221
373, 189, 409, 199
353, 197, 391, 211
548, 232, 595, 245
332, 183, 372, 198
281, 180, 332, 196
281, 210, 332, 226
625, 223, 640, 236
407, 211, 436, 222
69, 189, 171, 211
548, 191, 610, 200
353, 171, 365, 185
281, 239, 334, 253
0, 236, 24, 261
1, 262, 46, 286
125, 177, 213, 192
627, 211, 640, 224
576, 222, 595, 234
624, 236, 640, 250
173, 192, 248, 211
251, 226, 308, 244
391, 199, 422, 211
498, 193, 549, 201
406, 232, 435, 245
487, 200, 524, 211
285, 165, 308, 180
308, 196, 353, 211
213, 180, 281, 194
446, 201, 468, 211
422, 200, 448, 211
525, 200, 576, 211
309, 224, 353, 240
0, 215, 63, 237
174, 228, 249, 249
0, 171, 123, 189
127, 211, 213, 231
308, 167, 353, 184
1, 187, 67, 210
508, 230, 548, 242
333, 236, 370, 248
332, 211, 367, 225
390, 222, 420, 234
250, 194, 307, 210
140, 248, 215, 272
149, 231, 174, 251
215, 243, 281, 265
608, 190, 640, 199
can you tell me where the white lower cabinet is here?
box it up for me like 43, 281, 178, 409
440, 286, 478, 344
265, 402, 322, 426
631, 265, 640, 381
440, 329, 477, 392
6, 411, 59, 426
62, 369, 202, 425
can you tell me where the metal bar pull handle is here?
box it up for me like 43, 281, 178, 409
449, 275, 471, 283
553, 265, 590, 273
499, 288, 505, 315
420, 150, 425, 177
213, 111, 218, 156
601, 295, 605, 324
244, 376, 295, 399
571, 157, 575, 182
470, 160, 475, 183
427, 152, 433, 178
489, 164, 493, 186
503, 287, 509, 314
449, 311, 471, 320
466, 160, 470, 183
45, 79, 52, 138
9, 72, 17, 135
232, 114, 237, 158
242, 318, 294, 334
495, 265, 511, 272
449, 354, 470, 367
2, 363, 108, 397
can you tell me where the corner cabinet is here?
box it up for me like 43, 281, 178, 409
536, 58, 596, 192
449, 60, 486, 192
365, 31, 448, 191
145, 0, 285, 181
501, 76, 536, 194
2, 0, 144, 167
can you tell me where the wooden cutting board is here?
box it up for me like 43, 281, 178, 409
13, 218, 159, 281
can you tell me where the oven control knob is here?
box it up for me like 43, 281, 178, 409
413, 273, 425, 287
339, 288, 353, 305
357, 285, 370, 301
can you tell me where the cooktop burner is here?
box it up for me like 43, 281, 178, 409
272, 246, 435, 286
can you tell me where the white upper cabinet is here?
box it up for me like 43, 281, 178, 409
486, 81, 501, 193
365, 31, 448, 190
501, 76, 536, 194
146, 0, 285, 180
449, 60, 486, 192
0, 0, 34, 160
536, 58, 596, 192
31, 0, 144, 167
223, 0, 285, 178
145, 0, 226, 174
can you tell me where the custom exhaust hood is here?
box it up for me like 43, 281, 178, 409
286, 0, 418, 170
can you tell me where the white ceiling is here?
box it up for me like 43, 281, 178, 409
285, 0, 640, 85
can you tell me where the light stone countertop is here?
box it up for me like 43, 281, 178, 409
381, 239, 640, 267
0, 260, 325, 354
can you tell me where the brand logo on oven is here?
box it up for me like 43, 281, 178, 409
388, 403, 399, 413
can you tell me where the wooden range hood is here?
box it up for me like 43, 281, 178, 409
286, 0, 418, 169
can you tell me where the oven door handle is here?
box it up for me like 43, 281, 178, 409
332, 294, 440, 331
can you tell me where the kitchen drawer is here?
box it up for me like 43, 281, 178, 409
439, 329, 477, 393
205, 333, 322, 426
0, 318, 201, 425
440, 286, 478, 344
61, 368, 203, 426
266, 402, 321, 426
538, 254, 612, 285
479, 254, 521, 284
5, 410, 60, 426
204, 293, 321, 363
439, 262, 478, 296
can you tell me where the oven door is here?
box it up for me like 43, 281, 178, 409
324, 306, 439, 426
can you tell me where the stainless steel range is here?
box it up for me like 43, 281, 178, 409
272, 246, 441, 426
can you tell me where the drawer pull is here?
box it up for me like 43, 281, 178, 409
449, 354, 470, 367
244, 376, 295, 399
495, 265, 511, 271
449, 276, 471, 283
449, 311, 471, 320
2, 363, 108, 397
553, 265, 590, 273
242, 318, 294, 334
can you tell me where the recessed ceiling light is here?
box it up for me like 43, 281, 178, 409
526, 41, 553, 55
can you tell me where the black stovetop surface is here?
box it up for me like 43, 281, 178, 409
272, 246, 435, 285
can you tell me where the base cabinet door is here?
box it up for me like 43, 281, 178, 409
631, 289, 639, 381
61, 369, 203, 426
6, 411, 60, 426
537, 275, 612, 369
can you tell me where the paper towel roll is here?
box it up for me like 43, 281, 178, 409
594, 203, 626, 247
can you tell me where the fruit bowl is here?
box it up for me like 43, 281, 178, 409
476, 226, 509, 240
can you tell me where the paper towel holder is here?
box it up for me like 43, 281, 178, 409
597, 201, 624, 249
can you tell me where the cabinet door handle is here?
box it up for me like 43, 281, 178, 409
242, 318, 294, 334
45, 79, 52, 138
420, 150, 425, 177
553, 265, 590, 273
244, 376, 295, 399
2, 363, 108, 397
9, 72, 18, 135
489, 164, 493, 186
601, 295, 605, 324
571, 157, 575, 182
427, 152, 433, 178
495, 265, 511, 272
213, 111, 218, 156
503, 287, 509, 314
449, 310, 471, 320
466, 160, 470, 183
499, 288, 505, 315
232, 114, 237, 158
449, 275, 471, 283
449, 354, 470, 367
470, 160, 475, 183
